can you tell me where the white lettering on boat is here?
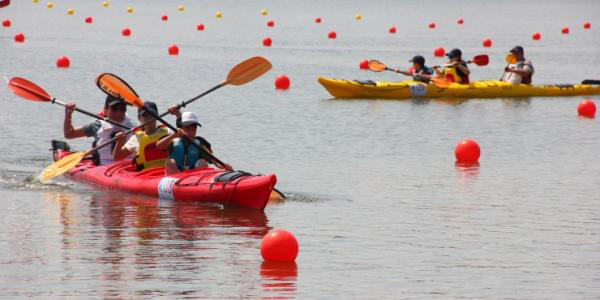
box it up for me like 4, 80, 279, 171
158, 177, 177, 200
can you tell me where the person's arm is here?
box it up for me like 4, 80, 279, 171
457, 63, 470, 76
433, 66, 443, 77
505, 64, 532, 77
156, 129, 184, 151
113, 133, 134, 161
63, 102, 89, 139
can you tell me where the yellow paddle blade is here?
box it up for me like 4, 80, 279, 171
39, 152, 86, 183
96, 73, 144, 107
225, 56, 272, 86
368, 60, 387, 72
506, 54, 517, 64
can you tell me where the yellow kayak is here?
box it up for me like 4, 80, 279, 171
317, 77, 600, 99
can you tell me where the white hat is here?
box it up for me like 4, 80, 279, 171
180, 111, 202, 127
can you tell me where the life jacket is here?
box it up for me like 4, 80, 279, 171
170, 137, 212, 171
443, 62, 470, 84
134, 127, 169, 170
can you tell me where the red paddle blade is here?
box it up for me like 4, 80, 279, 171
472, 55, 489, 66
96, 73, 144, 107
0, 0, 10, 8
7, 77, 52, 102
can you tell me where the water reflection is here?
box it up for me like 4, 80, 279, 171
260, 261, 298, 299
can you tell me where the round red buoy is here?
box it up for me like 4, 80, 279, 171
161, 15, 168, 21
267, 20, 274, 27
274, 75, 290, 90
2, 19, 11, 27
561, 26, 569, 34
56, 56, 70, 68
328, 31, 336, 39
388, 26, 396, 34
434, 47, 445, 57
197, 23, 204, 31
457, 18, 464, 25
315, 17, 321, 24
14, 33, 25, 43
428, 22, 436, 29
455, 139, 480, 163
583, 22, 591, 29
359, 59, 369, 70
84, 16, 93, 24
122, 27, 131, 37
262, 37, 272, 47
482, 38, 492, 48
168, 44, 179, 55
577, 99, 596, 118
261, 229, 298, 262
532, 32, 541, 40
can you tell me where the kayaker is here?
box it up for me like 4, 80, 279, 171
156, 108, 233, 174
113, 101, 171, 170
394, 55, 433, 83
433, 48, 470, 84
501, 46, 534, 84
63, 95, 136, 165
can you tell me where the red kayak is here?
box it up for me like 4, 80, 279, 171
51, 141, 277, 210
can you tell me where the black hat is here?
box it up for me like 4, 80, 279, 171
510, 46, 524, 54
105, 95, 125, 107
409, 55, 426, 66
446, 48, 462, 59
138, 101, 159, 117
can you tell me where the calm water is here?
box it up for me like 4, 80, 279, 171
1, 0, 600, 299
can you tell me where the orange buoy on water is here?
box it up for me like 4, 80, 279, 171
583, 22, 591, 29
101, 1, 108, 8
457, 18, 464, 25
56, 56, 70, 68
455, 139, 480, 163
359, 59, 369, 70
178, 5, 184, 12
168, 44, 179, 55
428, 22, 436, 29
388, 26, 396, 34
532, 32, 541, 40
354, 14, 361, 21
577, 99, 596, 118
2, 19, 10, 27
561, 26, 569, 34
161, 15, 168, 21
328, 31, 336, 39
267, 20, 274, 27
315, 17, 321, 23
127, 6, 133, 13
46, 2, 53, 8
262, 37, 272, 47
482, 38, 492, 47
261, 9, 267, 16
274, 75, 290, 90
121, 27, 131, 37
215, 11, 222, 18
196, 23, 204, 31
84, 16, 93, 24
261, 230, 298, 262
434, 47, 445, 57
14, 32, 24, 43
67, 8, 74, 15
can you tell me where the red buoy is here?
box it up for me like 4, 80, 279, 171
56, 56, 70, 68
482, 38, 492, 48
388, 26, 396, 34
328, 31, 336, 39
434, 47, 445, 57
14, 32, 24, 43
267, 20, 274, 27
122, 27, 131, 37
261, 230, 299, 262
196, 23, 204, 31
561, 26, 569, 34
2, 19, 11, 27
577, 99, 596, 118
315, 17, 321, 24
262, 37, 272, 47
359, 59, 369, 70
168, 44, 179, 55
161, 15, 168, 21
84, 16, 93, 24
455, 139, 480, 163
428, 22, 436, 29
583, 22, 591, 29
457, 18, 464, 25
274, 75, 290, 90
532, 32, 541, 40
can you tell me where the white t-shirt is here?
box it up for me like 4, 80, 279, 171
84, 115, 137, 165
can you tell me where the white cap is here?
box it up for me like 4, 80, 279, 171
180, 111, 201, 127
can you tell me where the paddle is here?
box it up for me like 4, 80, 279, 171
581, 79, 600, 85
432, 54, 489, 68
7, 77, 131, 130
0, 0, 10, 8
39, 57, 272, 183
368, 60, 453, 88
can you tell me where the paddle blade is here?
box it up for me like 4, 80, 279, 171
0, 0, 10, 8
7, 77, 52, 102
226, 56, 272, 86
472, 55, 489, 66
506, 54, 517, 64
96, 73, 144, 107
368, 60, 387, 72
39, 152, 85, 183
431, 77, 452, 88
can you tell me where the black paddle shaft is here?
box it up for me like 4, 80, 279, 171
52, 98, 131, 130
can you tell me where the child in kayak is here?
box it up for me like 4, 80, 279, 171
501, 46, 534, 84
394, 55, 433, 83
433, 48, 470, 84
63, 95, 136, 165
113, 101, 171, 170
156, 108, 232, 174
